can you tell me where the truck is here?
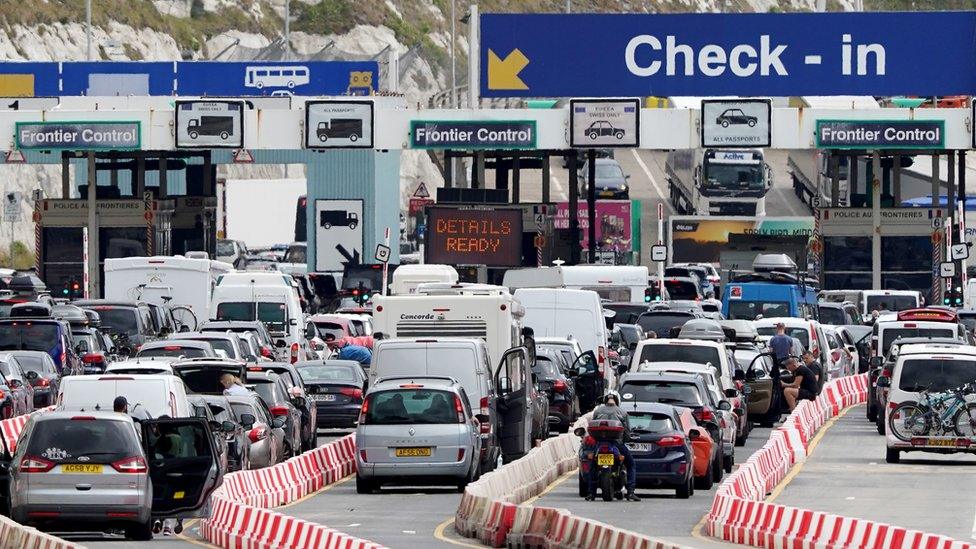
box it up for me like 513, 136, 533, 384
187, 116, 234, 140
666, 148, 771, 216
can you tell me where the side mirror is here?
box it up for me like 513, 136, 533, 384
221, 420, 236, 433
724, 388, 738, 398
271, 417, 286, 429
573, 426, 586, 437
24, 370, 38, 381
733, 369, 746, 382
239, 413, 256, 427
876, 376, 890, 388
615, 363, 628, 377
718, 401, 732, 411
275, 339, 288, 348
498, 377, 511, 393
869, 356, 883, 368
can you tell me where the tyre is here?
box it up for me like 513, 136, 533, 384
588, 131, 598, 140
287, 80, 295, 89
712, 451, 723, 482
748, 119, 756, 127
676, 476, 692, 499
350, 134, 359, 142
356, 474, 377, 494
876, 410, 886, 435
578, 473, 588, 497
885, 448, 900, 463
952, 403, 976, 437
323, 222, 332, 229
721, 120, 730, 128
724, 452, 734, 474
888, 402, 930, 442
283, 442, 294, 460
734, 428, 746, 447
189, 131, 199, 139
349, 221, 358, 230
599, 470, 613, 502
126, 520, 154, 541
695, 462, 714, 490
220, 131, 229, 140
614, 131, 624, 139
866, 399, 878, 422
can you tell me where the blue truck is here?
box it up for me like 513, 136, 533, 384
721, 254, 819, 321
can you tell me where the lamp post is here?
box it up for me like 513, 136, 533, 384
86, 0, 92, 60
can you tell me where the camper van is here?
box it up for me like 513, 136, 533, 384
104, 256, 233, 332
562, 265, 649, 303
210, 282, 312, 363
391, 265, 459, 295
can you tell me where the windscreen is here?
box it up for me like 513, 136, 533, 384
25, 418, 141, 464
619, 381, 703, 406
757, 327, 810, 348
215, 303, 255, 322
138, 346, 209, 359
882, 328, 956, 356
728, 301, 791, 321
637, 344, 721, 369
257, 303, 287, 333
365, 389, 460, 424
12, 353, 53, 374
284, 246, 306, 264
595, 163, 624, 179
703, 163, 764, 190
866, 295, 917, 312
898, 359, 976, 392
0, 323, 59, 352
818, 307, 847, 326
636, 313, 694, 338
627, 412, 676, 434
313, 322, 346, 341
533, 356, 561, 377
663, 280, 698, 300
94, 308, 139, 336
216, 241, 235, 256
296, 363, 361, 384
194, 339, 236, 357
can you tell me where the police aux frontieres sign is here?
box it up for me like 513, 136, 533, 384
16, 121, 141, 150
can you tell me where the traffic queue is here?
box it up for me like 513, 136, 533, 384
1, 250, 974, 538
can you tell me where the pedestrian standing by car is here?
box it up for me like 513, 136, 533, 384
113, 396, 128, 414
783, 357, 818, 411
588, 394, 640, 502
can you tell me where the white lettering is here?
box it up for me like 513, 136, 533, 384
760, 35, 788, 76
666, 36, 694, 76
625, 35, 662, 77
624, 35, 787, 78
729, 44, 757, 77
698, 44, 726, 77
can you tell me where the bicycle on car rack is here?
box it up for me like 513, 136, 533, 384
888, 383, 976, 442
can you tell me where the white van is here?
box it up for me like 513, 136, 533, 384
513, 288, 613, 389
502, 266, 567, 291
561, 265, 650, 303
391, 265, 459, 295
104, 256, 233, 330
862, 290, 922, 317
57, 374, 192, 418
210, 283, 311, 363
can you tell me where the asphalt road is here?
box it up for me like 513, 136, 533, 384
772, 407, 976, 543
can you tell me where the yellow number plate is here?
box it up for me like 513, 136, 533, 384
596, 454, 615, 466
928, 438, 957, 447
62, 464, 103, 474
395, 447, 432, 457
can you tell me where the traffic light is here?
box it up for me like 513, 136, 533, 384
944, 281, 964, 307
350, 282, 372, 306
63, 280, 83, 299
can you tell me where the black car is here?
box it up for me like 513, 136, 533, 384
73, 301, 158, 353
4, 351, 59, 407
191, 394, 249, 472
294, 360, 366, 429
245, 362, 318, 451
532, 349, 578, 433
244, 370, 303, 459
601, 302, 651, 328
716, 108, 757, 128
636, 309, 701, 339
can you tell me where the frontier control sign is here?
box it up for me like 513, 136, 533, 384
16, 121, 140, 150
816, 120, 944, 149
410, 121, 536, 150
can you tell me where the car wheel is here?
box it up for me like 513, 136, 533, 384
578, 472, 588, 497
721, 120, 730, 128
676, 476, 692, 499
712, 451, 723, 482
126, 520, 154, 541
356, 474, 377, 494
724, 452, 734, 474
866, 400, 878, 422
323, 222, 332, 229
748, 120, 756, 127
283, 442, 294, 459
189, 131, 199, 139
695, 462, 714, 490
350, 134, 359, 142
614, 131, 624, 139
349, 221, 358, 230
876, 411, 886, 436
885, 449, 900, 463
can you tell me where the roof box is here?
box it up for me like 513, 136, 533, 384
752, 253, 797, 273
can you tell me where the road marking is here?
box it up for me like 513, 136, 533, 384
766, 405, 853, 503
525, 468, 576, 505
630, 149, 669, 202
175, 519, 219, 549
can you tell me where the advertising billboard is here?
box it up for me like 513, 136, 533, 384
669, 216, 814, 264
553, 200, 632, 252
425, 207, 523, 266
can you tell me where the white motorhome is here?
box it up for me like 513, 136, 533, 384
391, 264, 459, 295
502, 266, 568, 291
561, 265, 649, 303
210, 282, 312, 363
371, 284, 525, 367
104, 256, 233, 330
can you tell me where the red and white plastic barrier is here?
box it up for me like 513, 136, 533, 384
454, 416, 689, 549
202, 433, 386, 549
0, 406, 55, 455
705, 373, 976, 549
0, 513, 82, 549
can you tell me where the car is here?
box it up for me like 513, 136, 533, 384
294, 360, 366, 430
871, 308, 967, 361
618, 372, 729, 488
4, 351, 59, 408
355, 376, 481, 493
585, 120, 626, 140
144, 303, 179, 339
579, 158, 630, 200
601, 303, 651, 328
104, 358, 176, 376
0, 317, 80, 376
818, 301, 863, 326
217, 239, 248, 269
881, 344, 976, 463
58, 373, 194, 419
186, 395, 232, 475
716, 108, 758, 127
190, 394, 248, 472
823, 326, 856, 378
536, 337, 600, 414
244, 370, 303, 460
172, 332, 256, 362
624, 402, 696, 498
754, 317, 834, 388
200, 320, 277, 360
226, 393, 286, 470
9, 411, 222, 539
533, 348, 579, 433
72, 326, 113, 373
732, 345, 783, 427
0, 353, 33, 417
136, 339, 219, 360
636, 309, 701, 339
836, 324, 872, 374
665, 265, 715, 298
244, 362, 318, 451
73, 301, 158, 352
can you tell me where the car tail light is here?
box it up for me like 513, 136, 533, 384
881, 368, 892, 378
677, 462, 688, 475
359, 398, 370, 425
457, 448, 466, 461
111, 456, 148, 474
261, 346, 273, 358
454, 394, 466, 423
553, 379, 567, 393
290, 343, 299, 364
889, 401, 900, 410
28, 511, 60, 518
480, 419, 491, 435
269, 406, 289, 417
107, 512, 137, 518
248, 426, 267, 443
479, 396, 489, 417
359, 449, 367, 463
20, 456, 55, 473
339, 387, 363, 399
692, 408, 715, 423
831, 349, 841, 363
82, 354, 104, 364
657, 435, 685, 447
59, 350, 65, 366
36, 378, 50, 388
71, 416, 96, 421
598, 346, 606, 374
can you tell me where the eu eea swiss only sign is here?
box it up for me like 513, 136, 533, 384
480, 12, 976, 97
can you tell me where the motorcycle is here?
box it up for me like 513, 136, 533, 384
574, 419, 626, 501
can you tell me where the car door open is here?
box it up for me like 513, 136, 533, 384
142, 417, 223, 519
494, 347, 530, 462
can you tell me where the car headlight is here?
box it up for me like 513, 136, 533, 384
620, 185, 627, 191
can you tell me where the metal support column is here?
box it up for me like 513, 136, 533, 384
444, 151, 453, 188
568, 152, 580, 265
893, 155, 902, 206
61, 154, 70, 199
135, 156, 146, 197
829, 155, 840, 207
511, 153, 521, 204
474, 151, 485, 189
159, 154, 168, 197
587, 149, 597, 264
203, 151, 213, 197
959, 150, 967, 287
541, 155, 551, 203
949, 152, 957, 231
932, 153, 940, 206
871, 151, 882, 290
86, 152, 99, 298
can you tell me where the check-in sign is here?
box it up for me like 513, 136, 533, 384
816, 120, 944, 149
16, 121, 140, 150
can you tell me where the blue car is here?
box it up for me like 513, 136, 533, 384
0, 318, 78, 376
625, 402, 696, 498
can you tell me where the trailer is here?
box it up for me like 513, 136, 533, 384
666, 148, 771, 216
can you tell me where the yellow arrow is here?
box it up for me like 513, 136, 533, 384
488, 48, 529, 91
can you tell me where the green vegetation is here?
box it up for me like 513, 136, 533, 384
0, 241, 34, 271
292, 0, 356, 34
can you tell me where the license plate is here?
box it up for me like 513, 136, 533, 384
314, 394, 337, 401
596, 453, 615, 466
395, 447, 432, 457
911, 437, 970, 447
62, 464, 103, 474
625, 443, 652, 452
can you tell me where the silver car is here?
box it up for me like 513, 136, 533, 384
226, 393, 286, 469
355, 376, 481, 493
9, 410, 222, 539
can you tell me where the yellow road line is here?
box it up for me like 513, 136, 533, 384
278, 474, 353, 509
174, 518, 218, 548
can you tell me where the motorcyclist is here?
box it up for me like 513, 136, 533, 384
586, 394, 640, 502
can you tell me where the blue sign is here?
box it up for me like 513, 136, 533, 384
480, 12, 976, 97
0, 61, 378, 97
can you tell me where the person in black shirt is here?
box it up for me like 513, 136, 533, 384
801, 351, 823, 390
783, 357, 819, 411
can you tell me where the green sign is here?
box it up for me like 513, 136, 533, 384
16, 121, 141, 150
815, 119, 944, 150
410, 120, 536, 150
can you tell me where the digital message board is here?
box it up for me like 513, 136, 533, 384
425, 207, 523, 267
